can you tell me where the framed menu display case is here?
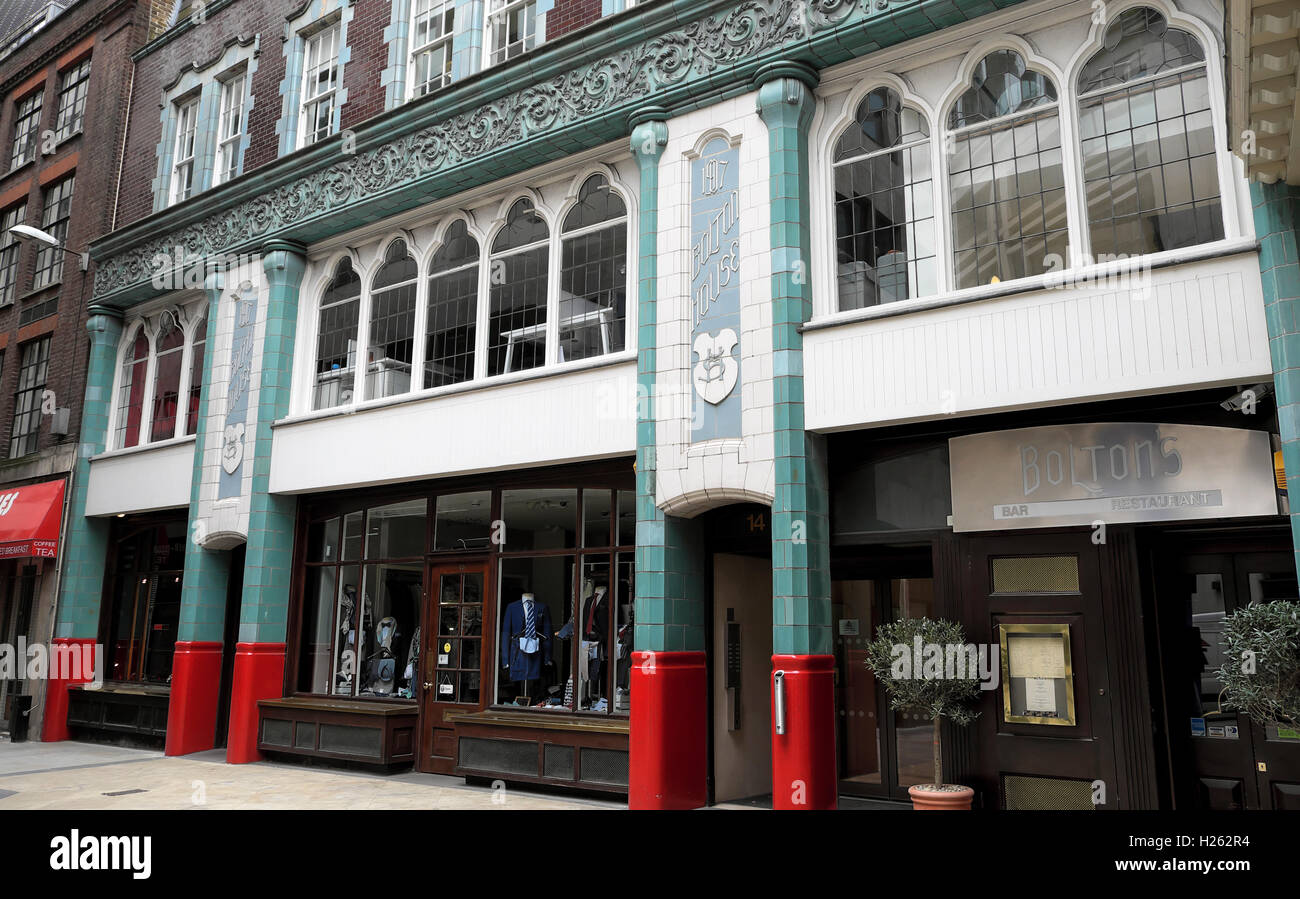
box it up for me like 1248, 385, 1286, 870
998, 623, 1076, 726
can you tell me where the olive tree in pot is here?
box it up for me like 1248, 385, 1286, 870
1216, 600, 1300, 735
864, 616, 981, 810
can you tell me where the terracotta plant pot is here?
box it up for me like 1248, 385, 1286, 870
908, 784, 975, 810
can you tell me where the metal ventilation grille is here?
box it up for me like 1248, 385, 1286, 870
579, 748, 629, 786
459, 737, 537, 776
1003, 774, 1094, 810
544, 745, 575, 780
992, 555, 1080, 593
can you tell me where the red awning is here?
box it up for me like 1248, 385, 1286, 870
0, 479, 66, 559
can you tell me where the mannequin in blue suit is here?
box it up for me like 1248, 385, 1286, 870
501, 592, 552, 698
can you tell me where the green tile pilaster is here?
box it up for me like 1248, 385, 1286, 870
55, 305, 124, 640
630, 107, 706, 653
239, 240, 306, 644
177, 268, 232, 643
756, 62, 832, 657
1252, 181, 1300, 583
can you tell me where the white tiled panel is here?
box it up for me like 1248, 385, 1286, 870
85, 439, 195, 516
805, 251, 1273, 431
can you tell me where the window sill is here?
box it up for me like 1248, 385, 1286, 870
3, 157, 34, 179
52, 129, 82, 149
90, 432, 196, 463
72, 681, 170, 696
17, 282, 60, 304
275, 349, 636, 430
448, 708, 630, 734
802, 236, 1261, 334
264, 696, 418, 715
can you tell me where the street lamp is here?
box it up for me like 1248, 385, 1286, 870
7, 224, 89, 271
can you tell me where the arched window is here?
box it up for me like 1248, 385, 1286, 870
116, 329, 150, 449
947, 50, 1065, 288
185, 312, 208, 436
314, 258, 361, 410
366, 240, 418, 400
560, 174, 627, 361
1077, 7, 1221, 257
150, 313, 185, 442
488, 198, 550, 376
833, 87, 936, 308
425, 221, 479, 388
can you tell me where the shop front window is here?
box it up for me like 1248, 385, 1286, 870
295, 481, 634, 714
104, 518, 186, 684
299, 499, 427, 697
494, 487, 634, 713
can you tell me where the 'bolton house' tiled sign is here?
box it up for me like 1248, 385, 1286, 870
689, 135, 742, 442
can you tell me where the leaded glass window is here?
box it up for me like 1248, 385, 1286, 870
488, 199, 550, 376
1077, 7, 1222, 257
366, 240, 418, 400
947, 51, 1065, 288
833, 87, 936, 308
314, 259, 361, 410
559, 175, 627, 361
426, 221, 479, 388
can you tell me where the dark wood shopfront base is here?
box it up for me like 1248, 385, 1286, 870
67, 682, 169, 744
257, 697, 417, 770
448, 710, 629, 794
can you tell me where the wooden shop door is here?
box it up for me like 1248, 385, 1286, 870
418, 560, 488, 773
963, 532, 1121, 809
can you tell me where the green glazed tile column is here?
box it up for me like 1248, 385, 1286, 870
1252, 181, 1300, 582
755, 62, 832, 657
55, 304, 124, 640
177, 268, 232, 643
239, 240, 307, 644
630, 107, 705, 653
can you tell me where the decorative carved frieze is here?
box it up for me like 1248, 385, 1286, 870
93, 0, 968, 300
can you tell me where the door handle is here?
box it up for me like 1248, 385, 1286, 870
423, 682, 433, 690
773, 670, 786, 735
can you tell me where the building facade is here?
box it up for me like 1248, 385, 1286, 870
41, 0, 1300, 809
0, 0, 150, 740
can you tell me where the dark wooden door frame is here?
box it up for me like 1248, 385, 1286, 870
830, 543, 941, 801
960, 531, 1129, 809
417, 557, 491, 774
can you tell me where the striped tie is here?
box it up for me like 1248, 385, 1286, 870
524, 600, 536, 639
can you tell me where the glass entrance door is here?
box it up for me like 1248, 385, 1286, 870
1159, 550, 1300, 809
833, 564, 936, 801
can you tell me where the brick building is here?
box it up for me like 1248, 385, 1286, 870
0, 0, 150, 739
37, 0, 1300, 810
